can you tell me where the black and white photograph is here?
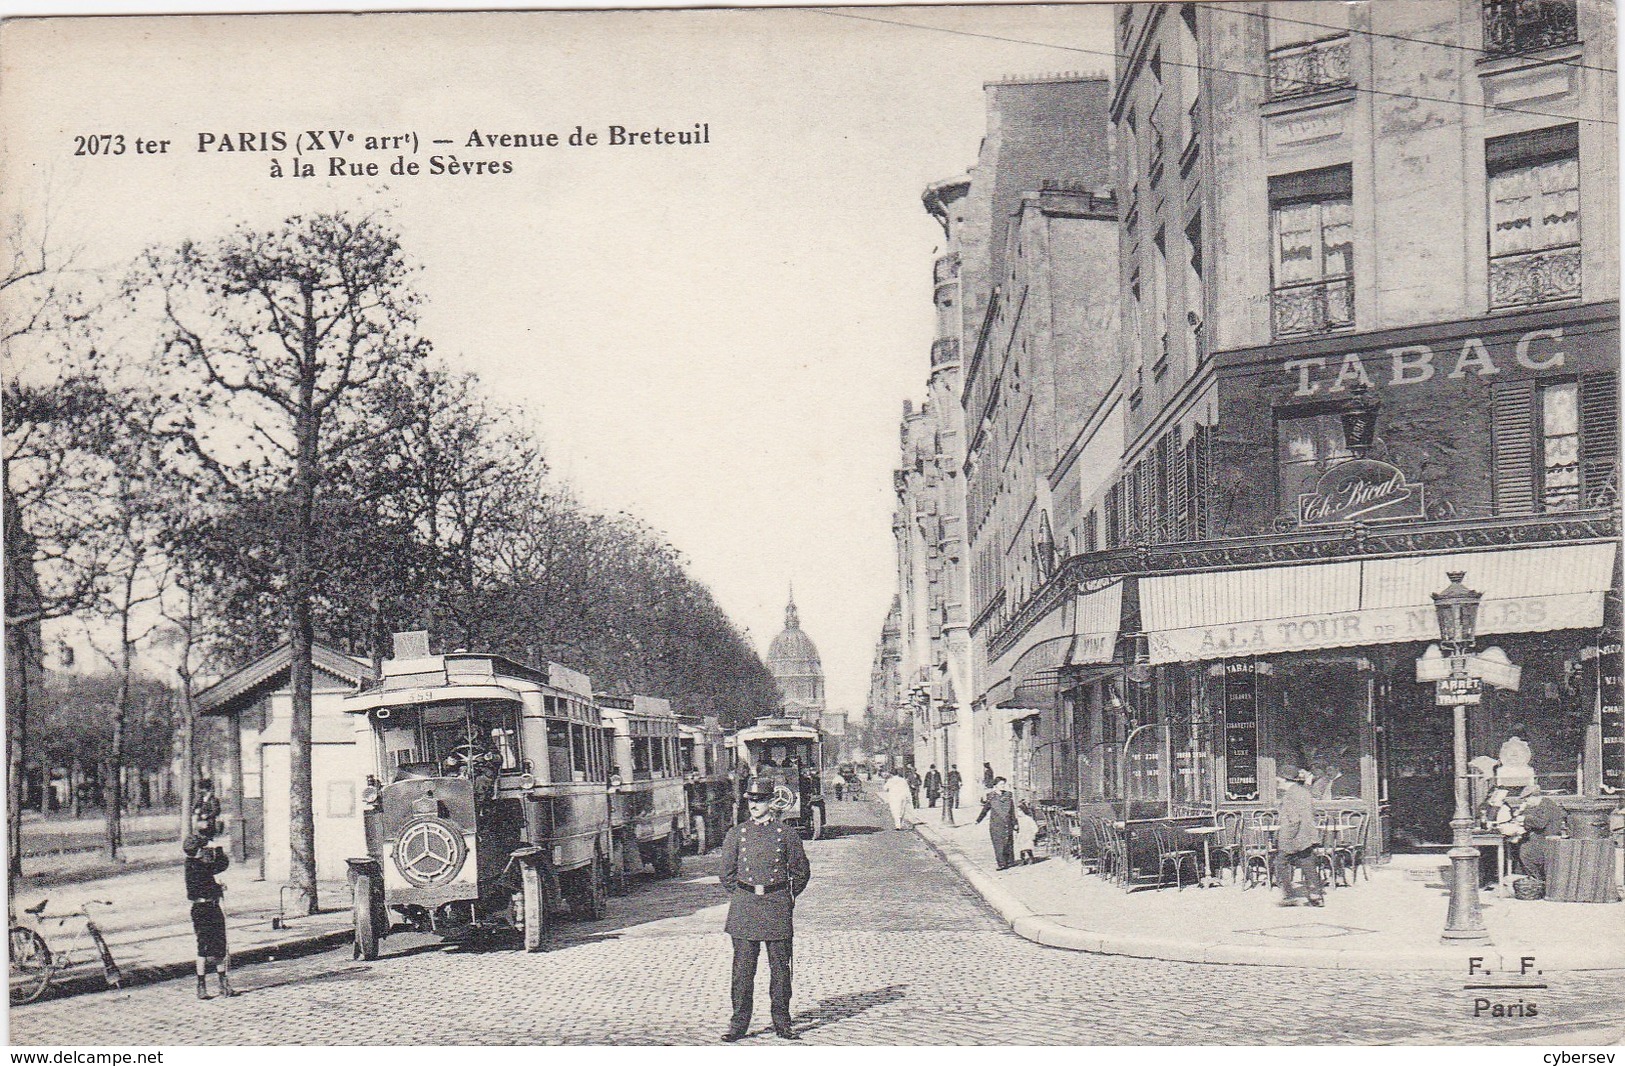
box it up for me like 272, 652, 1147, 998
2, 0, 1621, 1049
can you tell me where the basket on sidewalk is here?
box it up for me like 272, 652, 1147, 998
1513, 876, 1545, 901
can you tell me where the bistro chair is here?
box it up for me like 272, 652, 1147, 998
1042, 805, 1067, 860
1152, 823, 1199, 891
1076, 817, 1102, 877
1240, 812, 1276, 890
1060, 809, 1084, 863
1096, 819, 1129, 886
1328, 811, 1370, 886
1207, 809, 1246, 883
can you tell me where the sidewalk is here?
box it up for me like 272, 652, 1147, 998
11, 854, 354, 999
908, 802, 1625, 972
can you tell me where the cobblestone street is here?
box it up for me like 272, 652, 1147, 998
11, 799, 1625, 1046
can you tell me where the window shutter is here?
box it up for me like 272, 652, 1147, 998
1492, 380, 1537, 515
1581, 372, 1619, 507
1171, 430, 1190, 542
1189, 425, 1211, 538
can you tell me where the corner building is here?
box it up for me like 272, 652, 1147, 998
1044, 0, 1620, 844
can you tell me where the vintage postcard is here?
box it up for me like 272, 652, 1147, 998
2, 1, 1621, 1051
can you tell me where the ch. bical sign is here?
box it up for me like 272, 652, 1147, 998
1299, 458, 1426, 525
1437, 676, 1483, 706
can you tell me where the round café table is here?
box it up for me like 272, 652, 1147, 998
1185, 825, 1225, 887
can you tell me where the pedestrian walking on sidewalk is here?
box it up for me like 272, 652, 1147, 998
184, 834, 238, 999
719, 778, 811, 1042
976, 777, 1017, 870
906, 766, 922, 808
943, 765, 962, 825
882, 771, 916, 830
924, 765, 942, 808
982, 763, 995, 789
1014, 801, 1041, 865
1272, 764, 1323, 907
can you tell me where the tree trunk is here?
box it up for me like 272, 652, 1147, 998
287, 293, 320, 915
5, 477, 40, 886
176, 692, 195, 838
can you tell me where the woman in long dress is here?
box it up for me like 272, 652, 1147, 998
882, 771, 915, 830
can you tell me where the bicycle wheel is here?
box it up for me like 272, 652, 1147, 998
9, 926, 53, 1005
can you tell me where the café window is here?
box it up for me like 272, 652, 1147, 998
1270, 165, 1354, 338
1487, 125, 1580, 310
1276, 409, 1352, 510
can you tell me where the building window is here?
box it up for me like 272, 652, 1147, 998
1487, 125, 1580, 310
1276, 409, 1352, 509
1483, 0, 1578, 57
1268, 1, 1350, 99
1270, 165, 1354, 338
1492, 373, 1618, 515
1538, 381, 1581, 511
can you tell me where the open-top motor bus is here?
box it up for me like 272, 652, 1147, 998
731, 716, 826, 839
344, 637, 612, 955
598, 694, 687, 889
677, 715, 735, 852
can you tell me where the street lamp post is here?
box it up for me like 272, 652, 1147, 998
1432, 571, 1490, 945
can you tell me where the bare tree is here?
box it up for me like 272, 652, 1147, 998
1, 211, 106, 883
134, 212, 428, 912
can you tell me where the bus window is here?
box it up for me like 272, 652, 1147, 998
632, 737, 651, 778
546, 719, 571, 784
569, 724, 589, 782
650, 735, 666, 775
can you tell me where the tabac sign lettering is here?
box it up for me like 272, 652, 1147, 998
1299, 458, 1426, 525
1282, 326, 1567, 397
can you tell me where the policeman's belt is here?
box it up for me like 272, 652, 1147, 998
744, 881, 789, 895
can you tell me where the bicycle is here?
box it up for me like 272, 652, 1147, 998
9, 899, 122, 1005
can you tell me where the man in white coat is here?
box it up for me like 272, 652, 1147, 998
882, 771, 915, 831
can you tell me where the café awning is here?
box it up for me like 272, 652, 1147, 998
1001, 634, 1072, 708
1070, 580, 1125, 665
1140, 542, 1618, 664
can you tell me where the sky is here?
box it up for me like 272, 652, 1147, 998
0, 4, 1114, 715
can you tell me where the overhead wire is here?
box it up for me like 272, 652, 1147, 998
1195, 2, 1616, 78
805, 7, 1615, 127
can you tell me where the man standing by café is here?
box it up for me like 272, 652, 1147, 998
1273, 763, 1324, 907
943, 764, 962, 825
924, 764, 942, 809
720, 778, 811, 1042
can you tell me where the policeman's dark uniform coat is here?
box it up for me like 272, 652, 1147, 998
720, 799, 811, 1036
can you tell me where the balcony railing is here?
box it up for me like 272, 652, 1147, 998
1483, 0, 1578, 56
1268, 36, 1351, 99
1271, 276, 1354, 337
1489, 244, 1581, 309
931, 336, 960, 366
933, 252, 960, 285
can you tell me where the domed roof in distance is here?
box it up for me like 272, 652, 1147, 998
767, 590, 821, 673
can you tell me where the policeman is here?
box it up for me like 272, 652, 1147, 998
719, 778, 811, 1041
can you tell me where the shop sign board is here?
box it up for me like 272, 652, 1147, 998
1298, 458, 1426, 526
1222, 661, 1261, 802
1149, 592, 1602, 663
1599, 640, 1623, 794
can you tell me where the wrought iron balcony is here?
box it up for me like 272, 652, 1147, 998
1489, 245, 1581, 309
1483, 0, 1578, 56
1271, 276, 1354, 338
933, 252, 960, 285
931, 337, 960, 366
1268, 36, 1351, 99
